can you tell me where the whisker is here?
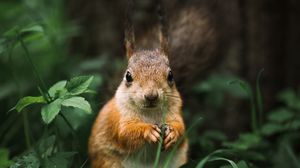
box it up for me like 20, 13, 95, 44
164, 94, 181, 98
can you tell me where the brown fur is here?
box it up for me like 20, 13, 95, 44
89, 49, 188, 168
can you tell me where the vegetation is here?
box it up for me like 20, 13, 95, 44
1, 0, 300, 168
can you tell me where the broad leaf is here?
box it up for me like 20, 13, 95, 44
37, 135, 56, 157
62, 96, 92, 114
268, 108, 293, 123
19, 25, 44, 41
261, 123, 283, 136
277, 89, 296, 104
3, 26, 19, 37
288, 120, 300, 130
41, 99, 63, 124
48, 80, 67, 98
11, 96, 46, 112
20, 25, 44, 34
223, 133, 261, 150
66, 76, 94, 95
277, 89, 300, 110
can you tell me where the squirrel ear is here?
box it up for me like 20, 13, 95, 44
157, 0, 169, 57
124, 0, 135, 59
159, 28, 169, 56
125, 36, 135, 59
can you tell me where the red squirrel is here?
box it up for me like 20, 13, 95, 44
88, 1, 187, 167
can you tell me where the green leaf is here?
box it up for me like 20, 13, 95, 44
10, 152, 40, 168
48, 80, 67, 98
44, 152, 76, 168
0, 148, 13, 168
277, 89, 300, 110
20, 25, 44, 34
19, 25, 44, 41
261, 123, 283, 136
236, 150, 266, 161
41, 99, 63, 124
202, 130, 227, 141
277, 89, 296, 103
268, 108, 294, 123
66, 76, 94, 95
10, 96, 46, 112
37, 135, 56, 157
287, 120, 300, 130
223, 133, 261, 150
3, 26, 19, 37
61, 96, 92, 114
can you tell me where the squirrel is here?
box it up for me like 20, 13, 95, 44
88, 1, 187, 167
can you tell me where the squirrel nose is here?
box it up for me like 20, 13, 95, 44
144, 92, 158, 103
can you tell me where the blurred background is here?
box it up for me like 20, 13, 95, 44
1, 0, 300, 167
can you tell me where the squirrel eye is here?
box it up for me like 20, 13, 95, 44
167, 70, 174, 84
125, 71, 133, 83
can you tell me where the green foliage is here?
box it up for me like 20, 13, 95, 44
191, 74, 300, 168
195, 149, 238, 168
11, 152, 40, 168
10, 96, 46, 113
277, 89, 300, 110
61, 97, 92, 114
65, 76, 94, 96
10, 135, 76, 168
223, 133, 262, 150
41, 98, 63, 124
0, 1, 96, 168
12, 76, 94, 124
0, 149, 13, 168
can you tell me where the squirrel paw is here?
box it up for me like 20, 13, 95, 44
143, 124, 161, 143
163, 125, 179, 150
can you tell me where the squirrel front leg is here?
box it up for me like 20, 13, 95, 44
163, 114, 185, 150
118, 119, 161, 152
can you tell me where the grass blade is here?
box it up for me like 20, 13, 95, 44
256, 69, 264, 128
208, 157, 238, 168
163, 117, 202, 168
195, 149, 234, 168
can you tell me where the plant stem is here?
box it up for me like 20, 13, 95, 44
256, 69, 264, 128
59, 112, 83, 161
60, 113, 75, 133
163, 117, 202, 168
22, 111, 31, 149
153, 97, 168, 168
249, 91, 258, 133
18, 35, 51, 102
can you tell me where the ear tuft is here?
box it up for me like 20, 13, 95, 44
157, 0, 169, 57
124, 0, 135, 59
125, 38, 134, 58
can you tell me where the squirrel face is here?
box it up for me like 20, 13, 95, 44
116, 49, 179, 112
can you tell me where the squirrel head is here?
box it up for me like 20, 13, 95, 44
116, 0, 181, 113
116, 49, 181, 112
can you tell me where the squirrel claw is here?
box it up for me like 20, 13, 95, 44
144, 124, 161, 143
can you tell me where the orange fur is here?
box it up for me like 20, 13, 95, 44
89, 48, 187, 168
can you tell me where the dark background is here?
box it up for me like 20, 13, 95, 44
1, 0, 300, 167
